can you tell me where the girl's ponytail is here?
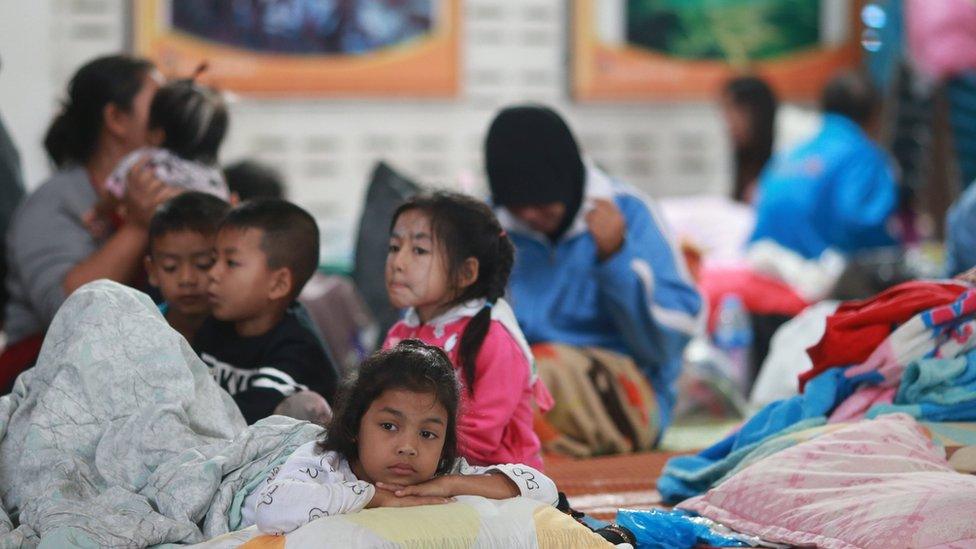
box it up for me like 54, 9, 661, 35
456, 226, 514, 395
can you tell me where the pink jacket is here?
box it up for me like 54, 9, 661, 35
384, 299, 552, 470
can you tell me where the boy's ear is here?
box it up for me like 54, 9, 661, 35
268, 267, 293, 301
144, 255, 158, 287
457, 257, 479, 291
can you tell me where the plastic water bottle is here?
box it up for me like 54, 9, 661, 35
713, 294, 753, 394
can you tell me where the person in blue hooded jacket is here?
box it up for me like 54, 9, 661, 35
749, 70, 898, 259
484, 105, 702, 436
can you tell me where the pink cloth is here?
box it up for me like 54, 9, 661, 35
828, 385, 897, 423
699, 267, 810, 333
680, 413, 976, 549
386, 315, 547, 470
907, 0, 976, 81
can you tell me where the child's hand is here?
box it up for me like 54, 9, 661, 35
123, 157, 181, 229
585, 198, 626, 261
366, 487, 452, 509
377, 476, 457, 498
381, 474, 519, 501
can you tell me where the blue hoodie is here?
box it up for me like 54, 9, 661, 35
749, 114, 898, 259
497, 164, 703, 431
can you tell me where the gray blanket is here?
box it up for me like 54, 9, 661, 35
0, 281, 321, 547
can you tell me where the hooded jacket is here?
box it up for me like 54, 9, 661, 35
496, 162, 703, 431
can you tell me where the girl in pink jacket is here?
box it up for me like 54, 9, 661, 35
383, 192, 553, 470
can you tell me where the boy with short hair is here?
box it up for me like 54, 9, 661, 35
194, 199, 338, 424
145, 192, 230, 344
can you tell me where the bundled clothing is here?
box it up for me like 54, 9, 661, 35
243, 440, 558, 535
660, 281, 976, 503
194, 303, 339, 424
749, 113, 898, 259
496, 164, 702, 431
385, 299, 552, 470
802, 280, 969, 389
104, 147, 228, 200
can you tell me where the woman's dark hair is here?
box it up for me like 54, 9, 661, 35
318, 340, 461, 475
390, 191, 514, 395
44, 55, 155, 168
724, 75, 777, 202
150, 79, 228, 165
821, 70, 879, 127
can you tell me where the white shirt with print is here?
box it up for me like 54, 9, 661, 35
242, 440, 559, 535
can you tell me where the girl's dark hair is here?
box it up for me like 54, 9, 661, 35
391, 191, 514, 395
318, 340, 460, 475
150, 79, 228, 165
44, 55, 155, 168
724, 75, 777, 202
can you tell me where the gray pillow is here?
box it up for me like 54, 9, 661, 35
352, 161, 422, 345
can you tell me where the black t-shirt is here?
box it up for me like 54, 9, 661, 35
193, 304, 338, 424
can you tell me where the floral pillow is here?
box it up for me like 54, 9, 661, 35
680, 413, 976, 549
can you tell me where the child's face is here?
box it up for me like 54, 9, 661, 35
354, 388, 448, 486
386, 210, 453, 319
208, 227, 289, 324
145, 230, 215, 316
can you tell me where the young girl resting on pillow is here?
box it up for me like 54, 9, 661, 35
244, 340, 558, 535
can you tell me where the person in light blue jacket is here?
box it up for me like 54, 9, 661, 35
484, 105, 702, 433
749, 71, 898, 259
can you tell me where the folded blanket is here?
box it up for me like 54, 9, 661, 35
0, 281, 321, 548
868, 349, 976, 421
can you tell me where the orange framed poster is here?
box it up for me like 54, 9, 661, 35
572, 0, 863, 102
134, 0, 459, 97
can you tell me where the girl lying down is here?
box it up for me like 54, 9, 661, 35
242, 340, 558, 535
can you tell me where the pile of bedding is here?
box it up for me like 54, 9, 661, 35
0, 281, 322, 548
647, 280, 976, 548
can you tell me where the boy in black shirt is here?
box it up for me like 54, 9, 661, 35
194, 199, 338, 424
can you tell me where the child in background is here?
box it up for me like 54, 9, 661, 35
145, 192, 230, 343
96, 76, 230, 234
193, 199, 338, 424
245, 339, 557, 535
383, 192, 553, 470
222, 159, 286, 202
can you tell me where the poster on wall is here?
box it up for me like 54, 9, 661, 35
134, 0, 459, 97
572, 0, 861, 102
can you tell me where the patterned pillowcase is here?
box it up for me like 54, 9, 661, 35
679, 413, 976, 549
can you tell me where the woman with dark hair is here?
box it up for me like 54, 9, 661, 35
1, 54, 176, 389
721, 75, 778, 203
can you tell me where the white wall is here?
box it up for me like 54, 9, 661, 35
0, 0, 731, 265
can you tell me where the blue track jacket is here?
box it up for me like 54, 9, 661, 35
749, 114, 898, 259
497, 163, 703, 431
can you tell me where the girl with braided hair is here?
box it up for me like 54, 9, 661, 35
383, 191, 553, 470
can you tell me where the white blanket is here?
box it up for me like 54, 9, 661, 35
0, 280, 321, 548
